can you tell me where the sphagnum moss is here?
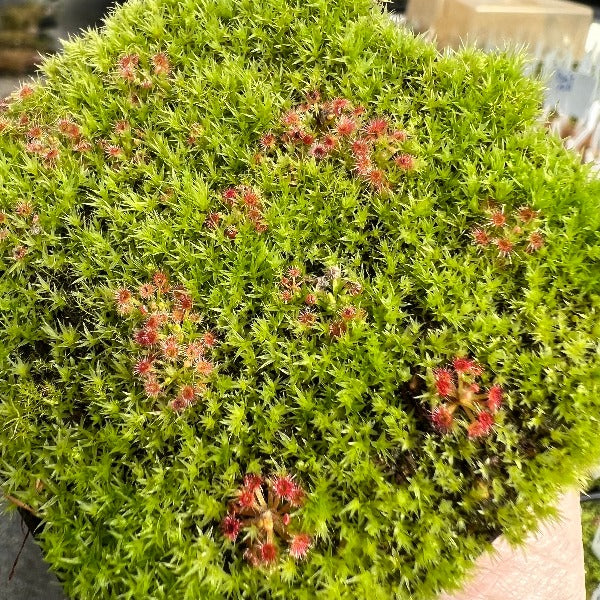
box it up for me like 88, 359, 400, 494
1, 0, 600, 598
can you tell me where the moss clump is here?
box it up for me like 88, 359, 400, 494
1, 0, 600, 598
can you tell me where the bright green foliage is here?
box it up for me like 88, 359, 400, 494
1, 0, 600, 598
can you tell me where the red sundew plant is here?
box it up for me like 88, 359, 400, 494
210, 185, 269, 235
222, 473, 312, 568
257, 93, 420, 193
0, 106, 98, 166
58, 118, 82, 140
18, 84, 34, 99
187, 123, 204, 146
428, 357, 503, 439
151, 52, 171, 76
114, 273, 217, 412
26, 126, 43, 139
0, 78, 160, 172
0, 201, 42, 261
471, 202, 544, 260
276, 264, 367, 337
116, 52, 172, 87
118, 54, 139, 80
114, 120, 131, 135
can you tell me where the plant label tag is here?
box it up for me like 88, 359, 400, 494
546, 69, 596, 119
593, 526, 600, 561
556, 69, 575, 92
568, 72, 597, 119
545, 68, 575, 110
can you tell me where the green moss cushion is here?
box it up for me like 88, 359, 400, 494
1, 0, 600, 598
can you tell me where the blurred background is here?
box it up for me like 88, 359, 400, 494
392, 0, 600, 173
0, 0, 122, 95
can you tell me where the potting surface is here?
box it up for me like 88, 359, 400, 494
0, 76, 21, 98
0, 501, 66, 600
